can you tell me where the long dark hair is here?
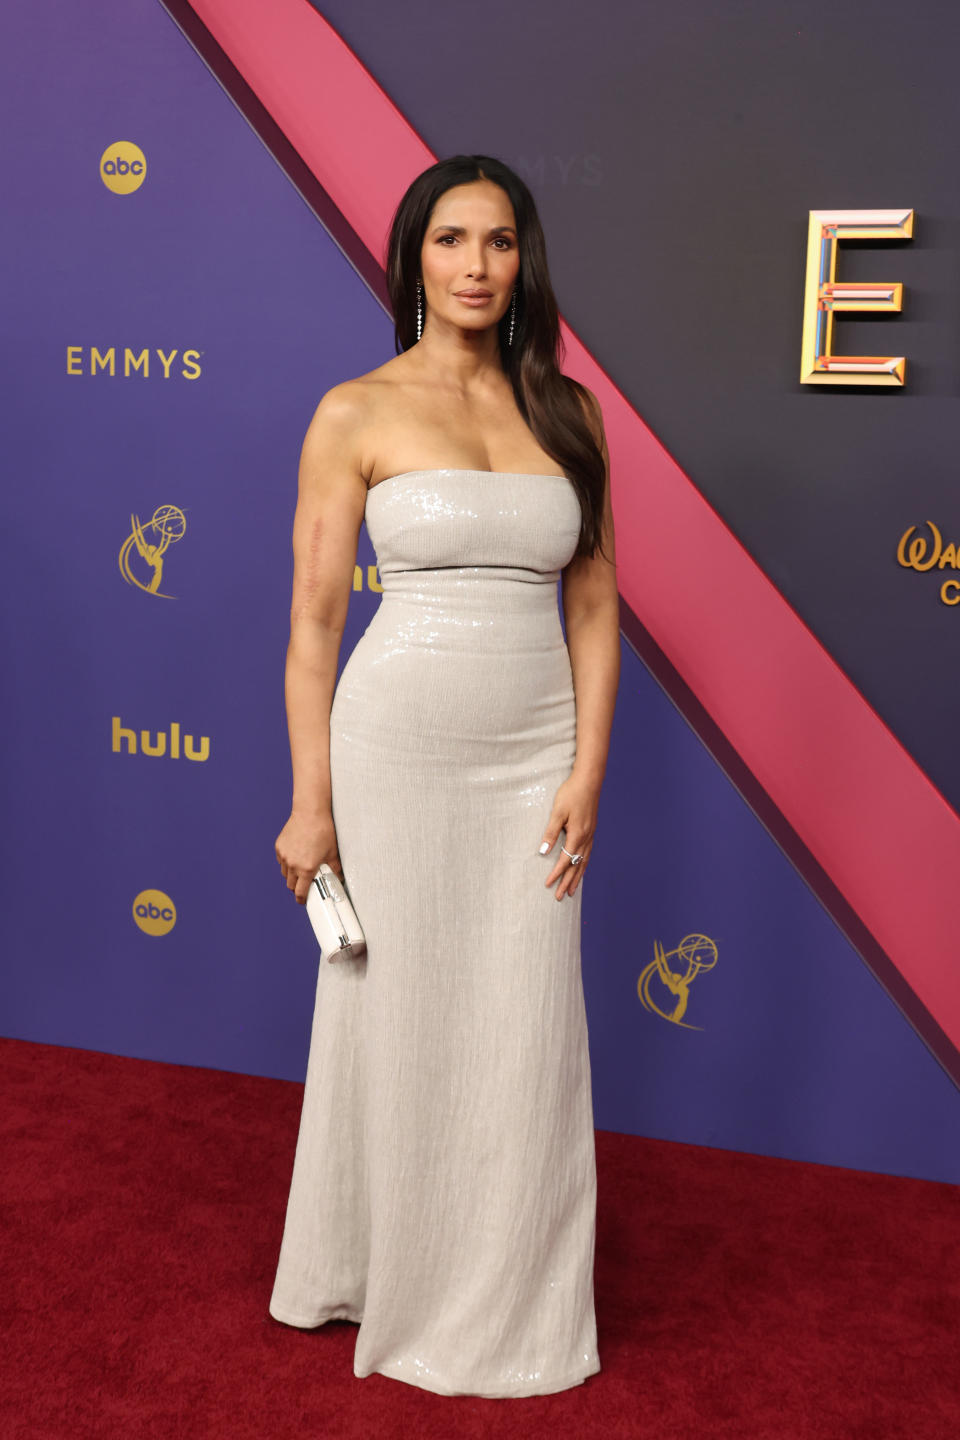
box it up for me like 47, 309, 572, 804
385, 154, 608, 562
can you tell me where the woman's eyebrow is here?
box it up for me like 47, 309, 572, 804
429, 224, 517, 236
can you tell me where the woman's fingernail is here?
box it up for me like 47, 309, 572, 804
539, 841, 550, 854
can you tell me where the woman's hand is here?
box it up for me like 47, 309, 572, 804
275, 807, 343, 906
538, 772, 600, 899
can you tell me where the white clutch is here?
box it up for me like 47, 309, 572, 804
305, 863, 366, 964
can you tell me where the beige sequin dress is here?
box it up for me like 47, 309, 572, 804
268, 469, 600, 1397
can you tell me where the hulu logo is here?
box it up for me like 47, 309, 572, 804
111, 715, 210, 762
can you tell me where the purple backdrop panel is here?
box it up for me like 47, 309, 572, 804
0, 0, 391, 1076
586, 652, 960, 1185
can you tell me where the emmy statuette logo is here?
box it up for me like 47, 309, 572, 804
119, 505, 187, 597
638, 934, 718, 1031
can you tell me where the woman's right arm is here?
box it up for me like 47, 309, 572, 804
275, 385, 369, 906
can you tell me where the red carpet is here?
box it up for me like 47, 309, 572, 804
2, 1035, 958, 1439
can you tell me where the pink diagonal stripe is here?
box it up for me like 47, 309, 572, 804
186, 0, 960, 1054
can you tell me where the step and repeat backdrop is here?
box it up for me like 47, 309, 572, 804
2, 0, 958, 1184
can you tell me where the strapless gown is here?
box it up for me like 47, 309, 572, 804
268, 469, 600, 1398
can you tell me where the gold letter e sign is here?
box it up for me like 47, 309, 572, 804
800, 208, 914, 387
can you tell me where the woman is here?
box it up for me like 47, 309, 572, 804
269, 154, 620, 1398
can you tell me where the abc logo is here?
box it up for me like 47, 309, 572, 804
100, 141, 147, 195
132, 888, 176, 936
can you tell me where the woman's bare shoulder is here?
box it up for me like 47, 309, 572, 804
311, 355, 410, 426
302, 357, 412, 482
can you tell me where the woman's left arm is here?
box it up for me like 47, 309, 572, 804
540, 386, 620, 899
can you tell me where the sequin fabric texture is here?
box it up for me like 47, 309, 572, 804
268, 470, 600, 1398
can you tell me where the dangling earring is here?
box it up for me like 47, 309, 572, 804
508, 285, 518, 346
416, 277, 423, 341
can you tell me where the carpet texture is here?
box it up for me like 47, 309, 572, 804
2, 1036, 958, 1439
